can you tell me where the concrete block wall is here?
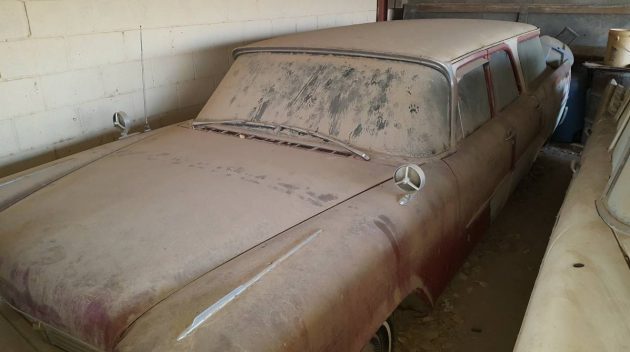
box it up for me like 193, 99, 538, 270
0, 0, 376, 178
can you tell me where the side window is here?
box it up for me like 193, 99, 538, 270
518, 37, 546, 86
489, 50, 519, 112
458, 64, 491, 137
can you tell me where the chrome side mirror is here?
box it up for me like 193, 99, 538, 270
113, 111, 130, 138
393, 164, 426, 205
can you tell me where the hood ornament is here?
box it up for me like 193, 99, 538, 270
113, 111, 131, 138
393, 164, 426, 205
112, 111, 131, 139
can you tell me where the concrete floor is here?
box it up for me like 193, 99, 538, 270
392, 146, 578, 352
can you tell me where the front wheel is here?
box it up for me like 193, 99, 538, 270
361, 320, 393, 352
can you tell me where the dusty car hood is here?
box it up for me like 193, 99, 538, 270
0, 125, 392, 350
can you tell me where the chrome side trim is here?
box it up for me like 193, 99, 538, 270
176, 229, 322, 341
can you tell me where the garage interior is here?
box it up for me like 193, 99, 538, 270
0, 1, 629, 352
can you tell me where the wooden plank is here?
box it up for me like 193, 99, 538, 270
377, 0, 388, 21
584, 61, 630, 73
410, 3, 630, 15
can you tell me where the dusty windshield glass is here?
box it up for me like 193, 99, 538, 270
195, 52, 450, 157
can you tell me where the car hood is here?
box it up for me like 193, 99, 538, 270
0, 125, 392, 350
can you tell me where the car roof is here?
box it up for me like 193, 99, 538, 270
237, 19, 538, 64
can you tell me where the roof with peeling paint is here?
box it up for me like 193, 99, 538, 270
237, 19, 538, 64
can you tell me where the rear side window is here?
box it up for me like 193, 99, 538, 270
489, 50, 519, 111
518, 37, 546, 86
458, 64, 491, 137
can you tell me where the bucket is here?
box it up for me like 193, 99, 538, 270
604, 29, 630, 68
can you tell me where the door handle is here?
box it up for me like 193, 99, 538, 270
530, 95, 542, 109
505, 130, 516, 143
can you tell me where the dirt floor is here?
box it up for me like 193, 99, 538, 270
392, 145, 579, 352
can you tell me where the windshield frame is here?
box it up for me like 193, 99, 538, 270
195, 48, 456, 159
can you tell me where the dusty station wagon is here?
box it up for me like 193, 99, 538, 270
0, 19, 571, 351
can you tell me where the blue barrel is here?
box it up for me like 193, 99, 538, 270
552, 69, 586, 143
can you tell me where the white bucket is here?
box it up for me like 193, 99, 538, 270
604, 29, 630, 68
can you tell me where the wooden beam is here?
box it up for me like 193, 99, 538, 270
410, 3, 630, 15
377, 0, 388, 21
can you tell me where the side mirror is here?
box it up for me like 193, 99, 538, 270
113, 111, 130, 138
393, 164, 426, 205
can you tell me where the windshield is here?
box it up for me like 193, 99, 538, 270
195, 52, 450, 157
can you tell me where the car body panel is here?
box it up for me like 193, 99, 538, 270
239, 19, 537, 64
0, 125, 393, 349
117, 159, 460, 352
515, 80, 630, 352
444, 114, 512, 228
0, 132, 155, 213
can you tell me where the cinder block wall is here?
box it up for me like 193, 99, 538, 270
0, 0, 376, 177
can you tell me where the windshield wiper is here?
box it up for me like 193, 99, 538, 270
193, 119, 370, 161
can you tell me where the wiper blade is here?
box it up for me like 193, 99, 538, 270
193, 120, 370, 161
194, 119, 277, 130
279, 124, 371, 161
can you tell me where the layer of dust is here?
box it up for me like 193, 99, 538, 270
392, 145, 577, 352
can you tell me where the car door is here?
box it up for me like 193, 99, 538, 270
489, 46, 540, 162
487, 45, 543, 197
517, 35, 571, 139
444, 57, 513, 243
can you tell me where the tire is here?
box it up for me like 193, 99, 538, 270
361, 320, 393, 352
